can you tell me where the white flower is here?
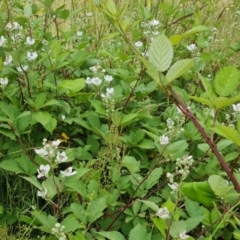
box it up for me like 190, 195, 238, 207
26, 51, 38, 61
156, 207, 170, 219
149, 19, 159, 26
135, 41, 143, 48
89, 64, 101, 73
91, 77, 102, 86
37, 188, 48, 198
26, 36, 35, 46
0, 78, 8, 87
106, 87, 114, 96
55, 151, 68, 163
152, 31, 160, 35
168, 182, 178, 193
77, 31, 83, 37
12, 22, 22, 30
55, 223, 61, 228
60, 167, 77, 177
3, 55, 13, 66
104, 75, 113, 82
5, 22, 13, 30
17, 65, 28, 72
37, 164, 50, 178
62, 115, 66, 120
0, 36, 7, 47
52, 139, 61, 147
179, 230, 190, 240
233, 103, 240, 112
187, 43, 196, 52
86, 12, 93, 17
6, 22, 22, 31
35, 147, 48, 157
159, 134, 169, 145
85, 77, 92, 85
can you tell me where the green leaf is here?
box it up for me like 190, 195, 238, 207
213, 95, 240, 110
56, 9, 70, 19
43, 99, 59, 108
0, 129, 16, 140
211, 123, 240, 146
21, 176, 42, 190
106, 0, 117, 14
183, 25, 209, 36
166, 59, 194, 84
35, 93, 47, 110
120, 113, 139, 127
149, 33, 173, 72
140, 200, 159, 212
152, 218, 168, 238
190, 96, 214, 107
64, 178, 87, 198
61, 216, 79, 233
32, 111, 57, 134
0, 102, 20, 120
185, 198, 204, 218
88, 198, 107, 223
169, 35, 184, 45
18, 155, 36, 174
164, 140, 188, 158
180, 181, 216, 207
129, 223, 151, 240
24, 1, 32, 17
137, 139, 155, 149
144, 167, 163, 189
185, 217, 204, 232
198, 73, 216, 100
58, 79, 85, 96
70, 203, 85, 221
122, 156, 140, 173
98, 231, 126, 240
44, 117, 57, 134
89, 99, 106, 115
0, 159, 23, 174
42, 179, 57, 199
208, 175, 229, 197
32, 212, 56, 233
213, 66, 240, 97
169, 221, 186, 238
139, 57, 162, 86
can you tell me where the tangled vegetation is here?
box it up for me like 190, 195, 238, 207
1, 0, 240, 239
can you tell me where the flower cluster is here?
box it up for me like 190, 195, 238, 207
86, 76, 102, 86
176, 155, 194, 179
0, 36, 6, 47
89, 63, 101, 73
51, 223, 66, 240
101, 87, 114, 99
6, 22, 22, 31
0, 78, 9, 88
3, 55, 13, 66
166, 118, 174, 130
17, 65, 28, 73
35, 138, 62, 161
